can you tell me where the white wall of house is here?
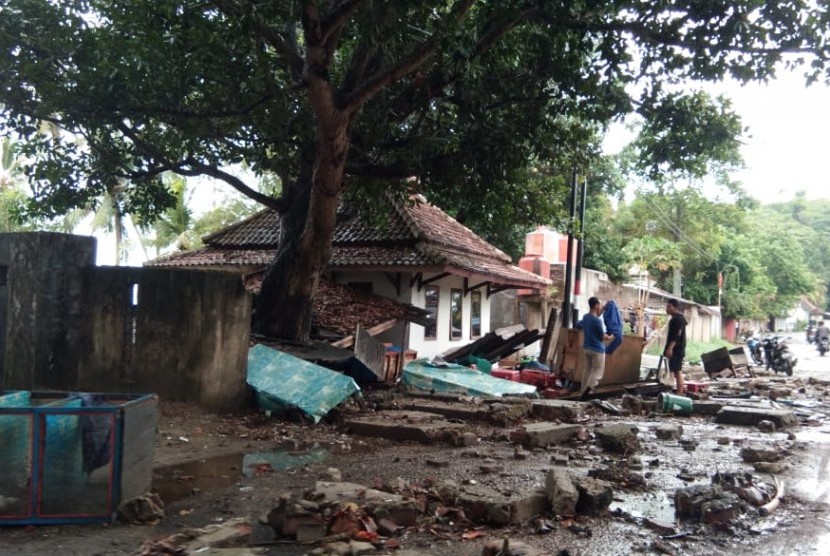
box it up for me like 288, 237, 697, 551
407, 273, 491, 359
328, 271, 492, 359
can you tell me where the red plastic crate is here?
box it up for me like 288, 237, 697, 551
519, 369, 556, 389
490, 369, 521, 382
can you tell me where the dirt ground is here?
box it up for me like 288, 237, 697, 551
2, 337, 830, 556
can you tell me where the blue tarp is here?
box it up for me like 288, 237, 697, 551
602, 300, 624, 354
247, 344, 361, 423
403, 360, 538, 397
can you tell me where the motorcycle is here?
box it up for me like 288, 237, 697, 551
818, 335, 829, 356
761, 336, 796, 376
746, 335, 765, 366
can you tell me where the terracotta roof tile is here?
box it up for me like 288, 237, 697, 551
149, 195, 549, 288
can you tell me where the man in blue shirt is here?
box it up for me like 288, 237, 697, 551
580, 297, 614, 400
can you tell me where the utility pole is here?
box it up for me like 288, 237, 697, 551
573, 175, 588, 326
562, 170, 578, 328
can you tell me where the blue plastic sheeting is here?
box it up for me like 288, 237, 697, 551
403, 360, 538, 397
247, 344, 361, 423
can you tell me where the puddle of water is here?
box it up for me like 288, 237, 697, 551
153, 442, 330, 503
609, 490, 676, 523
242, 443, 329, 476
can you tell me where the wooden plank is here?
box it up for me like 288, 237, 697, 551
538, 307, 561, 367
332, 319, 399, 349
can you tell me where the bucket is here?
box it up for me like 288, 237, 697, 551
658, 392, 693, 415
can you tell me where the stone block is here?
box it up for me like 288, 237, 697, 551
740, 445, 784, 463
513, 423, 584, 448
455, 485, 548, 525
714, 406, 796, 428
595, 424, 641, 453
620, 394, 644, 416
655, 424, 683, 440
574, 477, 613, 515
545, 468, 578, 515
314, 482, 417, 526
343, 411, 470, 444
531, 399, 585, 422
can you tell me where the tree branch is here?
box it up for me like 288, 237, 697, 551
211, 0, 304, 78
340, 0, 477, 114
116, 121, 285, 211
320, 0, 366, 46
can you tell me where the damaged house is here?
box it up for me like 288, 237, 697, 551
149, 195, 551, 359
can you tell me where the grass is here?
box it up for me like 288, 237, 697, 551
646, 338, 735, 365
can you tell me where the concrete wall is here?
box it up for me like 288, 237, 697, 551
77, 267, 252, 412
0, 233, 96, 391
0, 233, 252, 412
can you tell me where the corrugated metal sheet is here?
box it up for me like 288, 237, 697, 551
402, 360, 538, 398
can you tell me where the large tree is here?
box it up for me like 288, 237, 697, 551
2, 1, 829, 340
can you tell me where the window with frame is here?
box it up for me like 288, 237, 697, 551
470, 291, 482, 338
450, 288, 463, 341
424, 286, 439, 340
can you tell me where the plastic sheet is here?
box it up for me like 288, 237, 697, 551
247, 344, 361, 423
402, 360, 538, 397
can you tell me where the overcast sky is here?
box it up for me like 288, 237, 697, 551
605, 70, 830, 204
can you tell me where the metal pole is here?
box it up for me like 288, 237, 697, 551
562, 169, 578, 328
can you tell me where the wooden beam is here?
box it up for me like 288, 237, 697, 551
384, 272, 402, 296
486, 283, 512, 298
464, 280, 490, 295
418, 272, 451, 291
409, 272, 422, 289
332, 319, 400, 349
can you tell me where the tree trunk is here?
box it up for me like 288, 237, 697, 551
252, 118, 349, 341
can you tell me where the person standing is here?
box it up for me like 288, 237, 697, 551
580, 297, 614, 400
664, 299, 687, 396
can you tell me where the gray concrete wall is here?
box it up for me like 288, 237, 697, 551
0, 233, 252, 412
77, 267, 252, 412
0, 233, 96, 390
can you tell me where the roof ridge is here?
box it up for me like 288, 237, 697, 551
203, 208, 277, 246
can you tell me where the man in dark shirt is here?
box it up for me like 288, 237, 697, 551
664, 299, 687, 396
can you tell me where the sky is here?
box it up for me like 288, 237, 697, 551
604, 70, 830, 204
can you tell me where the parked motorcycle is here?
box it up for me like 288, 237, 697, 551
746, 335, 765, 366
761, 336, 796, 376
818, 336, 829, 356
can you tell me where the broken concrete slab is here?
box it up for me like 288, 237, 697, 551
595, 423, 641, 453
754, 461, 788, 474
620, 394, 645, 416
454, 484, 548, 525
740, 445, 785, 463
714, 406, 796, 428
313, 481, 417, 526
691, 400, 724, 416
531, 399, 586, 422
343, 411, 469, 444
545, 468, 578, 515
574, 477, 613, 515
399, 399, 488, 422
655, 424, 684, 440
510, 422, 584, 448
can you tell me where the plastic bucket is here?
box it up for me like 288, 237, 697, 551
658, 392, 693, 415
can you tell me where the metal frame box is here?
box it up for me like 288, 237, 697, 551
0, 391, 157, 525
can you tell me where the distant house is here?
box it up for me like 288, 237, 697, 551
148, 195, 550, 358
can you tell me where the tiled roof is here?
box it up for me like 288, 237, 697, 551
149, 195, 549, 289
147, 246, 276, 267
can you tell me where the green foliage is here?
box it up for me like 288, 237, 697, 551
2, 1, 829, 226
